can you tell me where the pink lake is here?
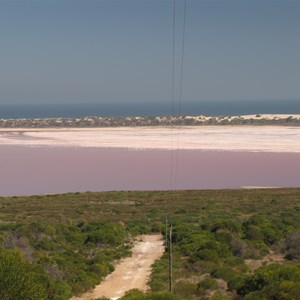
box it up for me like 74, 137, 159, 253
0, 146, 299, 196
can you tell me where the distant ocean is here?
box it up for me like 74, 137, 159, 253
0, 100, 300, 119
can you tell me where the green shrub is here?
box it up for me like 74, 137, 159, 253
70, 270, 97, 294
121, 289, 145, 300
244, 225, 264, 241
210, 294, 232, 300
197, 277, 218, 295
279, 280, 300, 299
211, 265, 245, 291
174, 280, 197, 297
210, 220, 242, 234
237, 264, 300, 298
120, 290, 181, 300
84, 223, 125, 246
0, 249, 47, 300
145, 291, 181, 300
215, 230, 233, 243
47, 280, 72, 300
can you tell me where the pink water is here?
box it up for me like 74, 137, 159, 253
0, 146, 299, 196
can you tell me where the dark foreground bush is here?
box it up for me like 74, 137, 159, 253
0, 249, 47, 300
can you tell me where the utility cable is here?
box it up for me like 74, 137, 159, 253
170, 0, 176, 190
174, 0, 187, 190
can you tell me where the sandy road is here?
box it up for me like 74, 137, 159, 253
71, 234, 164, 300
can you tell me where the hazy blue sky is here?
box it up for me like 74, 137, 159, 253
1, 0, 300, 105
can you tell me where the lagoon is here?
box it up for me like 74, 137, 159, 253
0, 146, 299, 196
1, 126, 299, 196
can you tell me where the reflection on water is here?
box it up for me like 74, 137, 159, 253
0, 146, 299, 196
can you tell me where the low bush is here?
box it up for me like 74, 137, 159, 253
197, 277, 218, 294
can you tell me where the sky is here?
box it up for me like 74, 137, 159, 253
1, 0, 300, 105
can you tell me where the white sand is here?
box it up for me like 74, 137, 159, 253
231, 114, 300, 119
1, 125, 300, 152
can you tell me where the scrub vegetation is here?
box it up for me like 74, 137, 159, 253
1, 188, 300, 299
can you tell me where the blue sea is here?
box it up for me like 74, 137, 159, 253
0, 100, 300, 119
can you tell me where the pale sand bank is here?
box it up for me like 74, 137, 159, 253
1, 126, 300, 152
241, 186, 279, 189
184, 113, 300, 121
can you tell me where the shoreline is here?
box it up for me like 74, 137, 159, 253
0, 144, 300, 155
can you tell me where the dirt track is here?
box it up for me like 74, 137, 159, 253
71, 234, 164, 300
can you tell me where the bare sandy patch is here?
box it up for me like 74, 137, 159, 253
245, 251, 285, 271
71, 234, 164, 300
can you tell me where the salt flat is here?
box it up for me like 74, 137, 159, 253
1, 126, 300, 152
